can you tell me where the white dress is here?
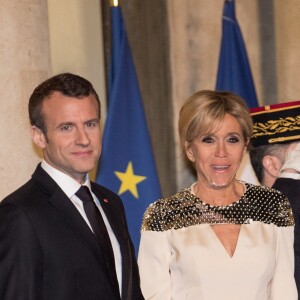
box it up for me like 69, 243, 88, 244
138, 183, 297, 300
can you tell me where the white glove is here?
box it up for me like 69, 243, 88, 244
280, 142, 300, 179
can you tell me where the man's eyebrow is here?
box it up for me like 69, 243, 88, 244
56, 121, 74, 128
84, 118, 100, 124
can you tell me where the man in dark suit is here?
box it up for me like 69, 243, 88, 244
0, 73, 144, 300
249, 100, 300, 298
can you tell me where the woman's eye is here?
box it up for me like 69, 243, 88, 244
202, 137, 214, 143
228, 137, 240, 143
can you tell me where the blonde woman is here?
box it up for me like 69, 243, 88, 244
138, 90, 297, 300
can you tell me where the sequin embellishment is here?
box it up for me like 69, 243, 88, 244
141, 183, 294, 232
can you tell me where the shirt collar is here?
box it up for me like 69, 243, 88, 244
41, 160, 91, 198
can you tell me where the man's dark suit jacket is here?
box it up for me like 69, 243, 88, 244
0, 164, 144, 300
273, 177, 300, 298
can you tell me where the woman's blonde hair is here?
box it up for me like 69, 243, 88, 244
178, 90, 253, 151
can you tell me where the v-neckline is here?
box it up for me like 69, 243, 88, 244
209, 224, 242, 258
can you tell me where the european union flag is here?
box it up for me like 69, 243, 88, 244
216, 0, 258, 108
96, 6, 161, 254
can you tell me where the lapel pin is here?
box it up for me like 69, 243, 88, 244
104, 198, 109, 203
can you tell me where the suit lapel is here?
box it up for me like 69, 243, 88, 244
31, 165, 114, 275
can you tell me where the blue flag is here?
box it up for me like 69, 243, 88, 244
216, 0, 258, 108
96, 6, 161, 254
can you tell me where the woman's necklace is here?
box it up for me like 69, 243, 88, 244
193, 180, 244, 206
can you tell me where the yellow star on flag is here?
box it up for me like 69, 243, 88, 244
114, 161, 146, 198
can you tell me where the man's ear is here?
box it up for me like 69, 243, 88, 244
262, 155, 282, 178
31, 126, 47, 149
185, 142, 195, 162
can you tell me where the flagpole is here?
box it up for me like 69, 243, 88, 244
110, 0, 119, 7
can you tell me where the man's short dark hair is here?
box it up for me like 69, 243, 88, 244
249, 143, 290, 184
28, 73, 101, 134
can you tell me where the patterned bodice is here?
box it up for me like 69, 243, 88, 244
141, 183, 294, 232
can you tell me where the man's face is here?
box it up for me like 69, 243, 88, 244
32, 91, 101, 184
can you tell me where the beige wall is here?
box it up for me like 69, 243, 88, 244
275, 0, 300, 102
47, 0, 107, 106
0, 0, 50, 199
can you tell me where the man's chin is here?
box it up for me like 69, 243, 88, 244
72, 158, 98, 171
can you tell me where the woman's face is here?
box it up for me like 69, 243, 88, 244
186, 113, 247, 189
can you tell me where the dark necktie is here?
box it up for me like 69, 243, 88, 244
75, 186, 119, 292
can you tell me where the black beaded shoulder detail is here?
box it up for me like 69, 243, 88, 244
141, 183, 294, 232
